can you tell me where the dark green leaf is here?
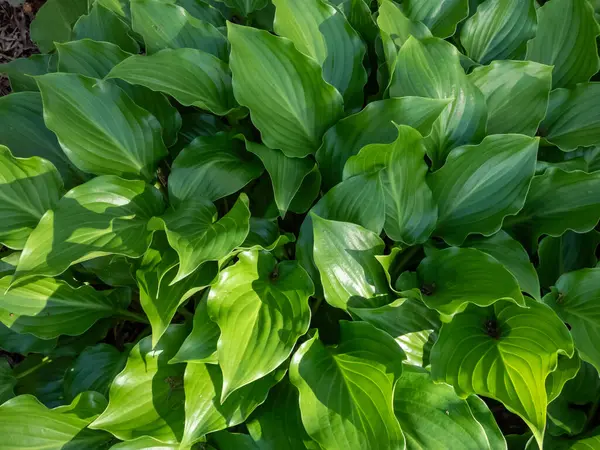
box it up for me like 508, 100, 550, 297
29, 0, 89, 52
403, 0, 469, 38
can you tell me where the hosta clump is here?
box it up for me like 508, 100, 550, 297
1, 0, 600, 448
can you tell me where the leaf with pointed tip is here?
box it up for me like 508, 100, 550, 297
288, 165, 321, 215
169, 134, 263, 207
0, 54, 55, 92
207, 251, 312, 399
181, 362, 285, 447
431, 299, 574, 447
170, 298, 219, 365
0, 392, 112, 447
468, 61, 552, 136
131, 0, 228, 59
546, 354, 581, 405
331, 0, 377, 46
228, 22, 343, 158
344, 124, 437, 245
153, 194, 250, 284
461, 0, 536, 64
417, 247, 526, 316
389, 37, 488, 168
90, 325, 187, 443
404, 0, 468, 38
0, 146, 63, 250
290, 321, 406, 450
316, 96, 450, 190
240, 218, 294, 253
464, 231, 540, 300
525, 0, 600, 88
0, 359, 15, 405
73, 3, 139, 53
14, 176, 165, 281
272, 0, 366, 110
36, 73, 168, 181
29, 0, 89, 52
428, 134, 538, 245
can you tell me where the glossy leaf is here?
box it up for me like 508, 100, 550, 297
170, 298, 219, 365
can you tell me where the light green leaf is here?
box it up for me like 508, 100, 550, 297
417, 247, 526, 316
169, 134, 263, 207
112, 436, 183, 449
312, 215, 389, 310
461, 0, 537, 64
14, 176, 165, 281
153, 194, 250, 284
0, 392, 112, 448
344, 124, 437, 245
0, 322, 57, 355
394, 365, 506, 449
208, 250, 313, 399
73, 3, 140, 53
0, 92, 84, 189
64, 343, 128, 402
90, 325, 188, 443
428, 134, 538, 245
540, 83, 600, 151
525, 0, 600, 88
464, 231, 540, 300
431, 299, 574, 447
36, 73, 167, 181
272, 0, 366, 110
0, 277, 129, 339
0, 54, 55, 92
528, 427, 600, 449
316, 96, 450, 190
466, 396, 507, 449
228, 22, 344, 158
217, 0, 268, 16
468, 61, 552, 136
349, 297, 441, 367
389, 36, 488, 168
29, 0, 89, 52
290, 321, 406, 450
0, 359, 16, 405
0, 145, 63, 250
546, 354, 581, 404
404, 0, 469, 38
131, 0, 228, 59
181, 362, 285, 446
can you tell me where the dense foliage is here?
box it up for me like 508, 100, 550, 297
1, 0, 600, 448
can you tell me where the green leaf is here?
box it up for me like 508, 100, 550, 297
170, 297, 219, 364
389, 36, 488, 168
540, 83, 600, 151
0, 92, 84, 189
13, 354, 73, 407
394, 365, 506, 449
227, 22, 344, 158
131, 0, 228, 59
290, 321, 406, 450
36, 73, 168, 181
0, 145, 63, 250
468, 61, 552, 136
169, 134, 263, 206
14, 175, 165, 281
312, 215, 389, 310
404, 0, 469, 38
73, 3, 140, 54
153, 194, 250, 284
272, 0, 366, 110
107, 49, 238, 116
112, 436, 183, 449
432, 299, 574, 447
537, 230, 600, 289
344, 124, 437, 245
170, 110, 229, 156
208, 250, 313, 399
80, 255, 136, 288
0, 359, 16, 405
467, 396, 507, 449
349, 297, 441, 367
464, 231, 540, 300
210, 432, 259, 450
0, 392, 112, 448
64, 343, 128, 402
0, 322, 57, 355
246, 377, 319, 450
316, 96, 450, 190
29, 0, 89, 52
0, 277, 129, 339
240, 218, 294, 253
545, 354, 580, 404
90, 325, 188, 443
417, 247, 526, 316
217, 0, 268, 16
247, 140, 316, 217
543, 268, 600, 375
525, 0, 600, 88
0, 54, 55, 92
181, 362, 285, 446
461, 0, 537, 64
428, 134, 538, 245
531, 428, 600, 449
288, 165, 321, 215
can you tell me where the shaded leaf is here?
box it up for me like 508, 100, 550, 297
0, 359, 16, 405
404, 0, 469, 38
0, 54, 55, 92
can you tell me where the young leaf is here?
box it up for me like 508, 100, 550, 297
227, 22, 344, 158
431, 299, 574, 447
170, 298, 219, 365
403, 0, 469, 38
290, 321, 406, 450
208, 251, 313, 399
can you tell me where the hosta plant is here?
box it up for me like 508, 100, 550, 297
1, 0, 600, 448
